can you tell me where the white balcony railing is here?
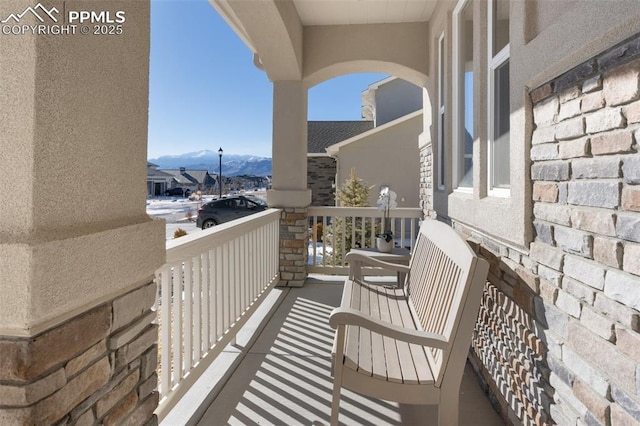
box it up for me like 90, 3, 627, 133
307, 206, 422, 274
155, 209, 280, 420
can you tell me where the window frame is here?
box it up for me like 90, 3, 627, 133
453, 0, 474, 193
487, 0, 511, 197
437, 31, 446, 191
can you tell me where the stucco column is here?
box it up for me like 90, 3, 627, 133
268, 81, 311, 287
0, 1, 164, 424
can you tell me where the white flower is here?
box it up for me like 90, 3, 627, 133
377, 188, 397, 210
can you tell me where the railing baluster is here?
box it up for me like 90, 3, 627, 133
322, 215, 328, 268
172, 263, 183, 383
208, 249, 216, 346
223, 243, 230, 331
184, 258, 193, 372
305, 207, 422, 274
201, 250, 210, 351
311, 215, 317, 267
236, 237, 241, 318
155, 210, 284, 420
193, 256, 201, 360
160, 267, 171, 397
215, 245, 223, 340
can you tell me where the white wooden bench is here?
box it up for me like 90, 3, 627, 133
329, 219, 489, 425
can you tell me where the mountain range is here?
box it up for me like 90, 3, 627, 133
149, 150, 272, 176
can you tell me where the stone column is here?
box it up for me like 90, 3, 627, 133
268, 81, 311, 287
0, 1, 164, 424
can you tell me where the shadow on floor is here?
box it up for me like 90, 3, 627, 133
197, 277, 503, 426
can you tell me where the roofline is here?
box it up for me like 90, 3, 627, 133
361, 75, 398, 93
308, 120, 373, 124
307, 153, 332, 157
208, 0, 256, 53
326, 109, 423, 156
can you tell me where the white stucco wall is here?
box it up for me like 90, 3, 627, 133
331, 111, 422, 208
0, 1, 165, 335
374, 78, 423, 126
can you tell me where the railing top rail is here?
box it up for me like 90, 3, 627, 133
307, 206, 422, 218
164, 208, 281, 265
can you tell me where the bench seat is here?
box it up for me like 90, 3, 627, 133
339, 279, 435, 386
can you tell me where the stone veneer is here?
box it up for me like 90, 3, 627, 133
420, 33, 640, 425
308, 156, 337, 206
419, 143, 435, 218
278, 208, 309, 287
0, 282, 159, 425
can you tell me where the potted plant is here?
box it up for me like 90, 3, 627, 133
376, 186, 397, 252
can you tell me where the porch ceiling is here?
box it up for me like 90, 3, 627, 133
293, 0, 436, 26
209, 0, 432, 84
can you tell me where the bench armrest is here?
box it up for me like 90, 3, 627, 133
329, 307, 448, 350
345, 252, 411, 277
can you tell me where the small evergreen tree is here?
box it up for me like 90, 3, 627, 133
336, 168, 371, 207
325, 168, 375, 264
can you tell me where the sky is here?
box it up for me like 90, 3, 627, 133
147, 0, 387, 159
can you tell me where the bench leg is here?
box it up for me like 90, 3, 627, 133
438, 390, 459, 426
330, 377, 341, 426
331, 325, 346, 426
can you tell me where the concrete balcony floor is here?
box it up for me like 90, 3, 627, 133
164, 275, 504, 425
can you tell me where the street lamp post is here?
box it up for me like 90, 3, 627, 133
218, 147, 223, 198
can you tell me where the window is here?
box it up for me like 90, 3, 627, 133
438, 32, 446, 190
488, 0, 510, 194
454, 0, 474, 190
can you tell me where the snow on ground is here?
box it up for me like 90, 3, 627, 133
308, 241, 332, 265
146, 197, 207, 240
147, 190, 268, 241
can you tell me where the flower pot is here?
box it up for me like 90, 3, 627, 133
376, 236, 393, 253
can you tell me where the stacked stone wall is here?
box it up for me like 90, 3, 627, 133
526, 34, 640, 425
419, 33, 640, 426
419, 144, 435, 217
0, 282, 159, 425
279, 208, 309, 287
307, 157, 336, 206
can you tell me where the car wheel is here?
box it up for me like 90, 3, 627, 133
202, 219, 217, 229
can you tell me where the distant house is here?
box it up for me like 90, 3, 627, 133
309, 77, 423, 208
361, 76, 423, 126
161, 167, 218, 194
232, 175, 270, 190
327, 110, 423, 208
307, 120, 373, 205
146, 162, 174, 196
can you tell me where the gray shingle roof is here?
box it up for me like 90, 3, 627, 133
162, 170, 195, 185
307, 121, 374, 154
147, 168, 174, 178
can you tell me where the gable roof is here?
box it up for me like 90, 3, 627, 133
307, 121, 374, 154
162, 169, 196, 185
160, 169, 217, 186
326, 110, 423, 156
147, 167, 174, 178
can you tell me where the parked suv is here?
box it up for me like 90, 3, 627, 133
165, 187, 186, 196
196, 195, 268, 228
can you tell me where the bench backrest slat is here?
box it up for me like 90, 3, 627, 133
405, 220, 487, 387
